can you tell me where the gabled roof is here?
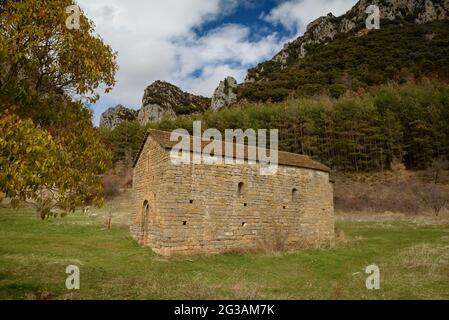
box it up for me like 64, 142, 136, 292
133, 129, 330, 173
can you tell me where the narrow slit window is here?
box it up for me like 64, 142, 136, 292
292, 188, 299, 202
238, 182, 245, 197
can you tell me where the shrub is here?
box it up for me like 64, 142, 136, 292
103, 175, 121, 200
329, 84, 347, 98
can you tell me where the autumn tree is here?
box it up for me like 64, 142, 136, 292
0, 0, 116, 105
0, 111, 57, 209
0, 0, 117, 218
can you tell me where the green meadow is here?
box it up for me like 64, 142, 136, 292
1, 208, 448, 300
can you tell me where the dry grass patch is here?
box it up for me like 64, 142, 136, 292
397, 243, 449, 276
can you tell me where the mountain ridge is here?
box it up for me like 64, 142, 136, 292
246, 0, 449, 83
99, 80, 210, 130
100, 0, 449, 129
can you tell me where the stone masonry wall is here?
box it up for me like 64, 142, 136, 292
131, 141, 334, 256
130, 136, 171, 251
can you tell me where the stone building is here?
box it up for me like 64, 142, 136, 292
131, 129, 334, 256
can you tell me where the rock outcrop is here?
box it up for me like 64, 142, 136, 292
100, 81, 212, 128
211, 76, 238, 110
99, 104, 138, 130
138, 104, 176, 125
138, 80, 210, 125
246, 0, 449, 82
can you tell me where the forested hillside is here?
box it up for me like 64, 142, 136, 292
100, 2, 449, 174
149, 83, 449, 171
240, 20, 449, 102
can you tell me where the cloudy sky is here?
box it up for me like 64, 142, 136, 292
76, 0, 358, 125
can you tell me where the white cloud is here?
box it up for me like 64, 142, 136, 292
264, 0, 356, 36
171, 24, 283, 96
76, 0, 358, 124
77, 0, 237, 110
184, 65, 247, 97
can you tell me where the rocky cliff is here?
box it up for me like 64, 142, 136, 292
100, 81, 211, 129
210, 76, 238, 110
138, 81, 210, 125
99, 104, 138, 130
246, 0, 449, 82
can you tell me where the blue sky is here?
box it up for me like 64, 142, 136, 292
196, 0, 288, 40
77, 0, 357, 125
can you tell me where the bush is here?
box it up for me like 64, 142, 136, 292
299, 83, 323, 97
334, 180, 423, 214
410, 180, 449, 216
329, 84, 346, 98
334, 171, 449, 215
103, 175, 121, 200
271, 88, 290, 102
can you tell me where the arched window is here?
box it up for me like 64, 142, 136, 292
140, 200, 150, 244
145, 202, 150, 214
142, 201, 150, 223
292, 188, 299, 202
238, 182, 245, 197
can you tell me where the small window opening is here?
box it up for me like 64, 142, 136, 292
182, 221, 187, 226
244, 203, 248, 207
292, 188, 299, 202
283, 205, 287, 209
189, 200, 194, 204
238, 182, 245, 197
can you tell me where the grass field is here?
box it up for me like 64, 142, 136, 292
0, 208, 448, 300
